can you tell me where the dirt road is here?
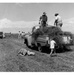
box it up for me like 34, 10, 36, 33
0, 37, 74, 72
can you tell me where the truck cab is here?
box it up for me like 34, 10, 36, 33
0, 32, 5, 39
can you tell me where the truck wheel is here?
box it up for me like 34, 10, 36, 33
25, 39, 29, 47
24, 39, 26, 44
1, 37, 3, 39
38, 46, 42, 52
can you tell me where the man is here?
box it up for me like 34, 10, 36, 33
54, 13, 63, 28
18, 31, 21, 39
50, 39, 56, 56
39, 12, 48, 27
18, 48, 35, 56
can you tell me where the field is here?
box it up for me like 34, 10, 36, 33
0, 34, 74, 72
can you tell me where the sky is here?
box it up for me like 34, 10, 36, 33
0, 3, 74, 22
0, 3, 74, 33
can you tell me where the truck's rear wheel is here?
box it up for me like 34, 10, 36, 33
37, 44, 42, 52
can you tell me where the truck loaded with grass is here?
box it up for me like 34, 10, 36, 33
24, 25, 74, 52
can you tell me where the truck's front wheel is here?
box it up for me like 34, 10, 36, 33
25, 39, 29, 47
24, 39, 26, 44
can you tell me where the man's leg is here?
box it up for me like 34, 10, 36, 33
53, 48, 57, 55
43, 21, 46, 27
50, 48, 54, 56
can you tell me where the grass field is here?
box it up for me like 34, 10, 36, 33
0, 35, 74, 72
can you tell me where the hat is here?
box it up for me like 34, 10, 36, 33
43, 12, 46, 15
55, 13, 59, 16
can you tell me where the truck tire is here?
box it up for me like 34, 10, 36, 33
38, 46, 42, 52
37, 43, 42, 52
1, 37, 3, 39
24, 39, 26, 44
25, 39, 29, 47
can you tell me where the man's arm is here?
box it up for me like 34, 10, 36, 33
39, 16, 42, 24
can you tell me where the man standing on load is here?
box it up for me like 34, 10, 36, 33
39, 12, 48, 28
54, 13, 63, 28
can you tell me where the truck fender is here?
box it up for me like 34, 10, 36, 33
26, 36, 32, 46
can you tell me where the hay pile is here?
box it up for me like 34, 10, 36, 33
32, 26, 64, 45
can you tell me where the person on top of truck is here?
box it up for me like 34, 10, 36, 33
39, 12, 48, 27
54, 13, 63, 28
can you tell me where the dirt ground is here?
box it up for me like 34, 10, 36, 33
0, 37, 74, 72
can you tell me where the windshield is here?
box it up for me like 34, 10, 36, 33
0, 32, 3, 35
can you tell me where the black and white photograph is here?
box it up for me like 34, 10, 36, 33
0, 1, 74, 72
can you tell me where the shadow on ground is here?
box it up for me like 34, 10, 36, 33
31, 46, 73, 54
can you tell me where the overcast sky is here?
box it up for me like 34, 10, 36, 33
0, 3, 74, 22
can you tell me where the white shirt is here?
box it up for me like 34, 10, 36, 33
18, 32, 21, 36
21, 32, 25, 36
55, 15, 62, 23
35, 26, 40, 29
50, 40, 56, 49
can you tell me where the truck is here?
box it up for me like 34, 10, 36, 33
24, 25, 74, 52
0, 32, 5, 39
